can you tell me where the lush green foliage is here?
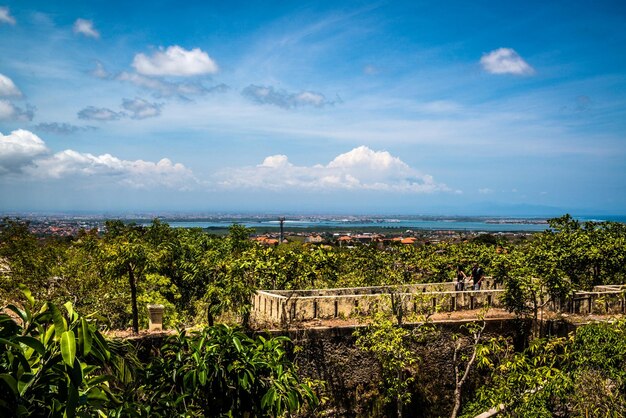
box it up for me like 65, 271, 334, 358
354, 313, 420, 414
461, 319, 626, 417
0, 289, 128, 417
1, 293, 318, 417
124, 324, 319, 417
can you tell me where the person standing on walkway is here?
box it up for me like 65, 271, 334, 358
455, 265, 467, 291
471, 263, 484, 290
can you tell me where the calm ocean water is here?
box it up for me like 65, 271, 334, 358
143, 216, 626, 232
159, 219, 549, 232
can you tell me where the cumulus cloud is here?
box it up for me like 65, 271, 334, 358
122, 98, 162, 119
73, 18, 99, 38
215, 146, 450, 193
34, 122, 96, 135
0, 129, 195, 189
31, 151, 194, 189
0, 73, 21, 97
0, 129, 49, 174
480, 48, 534, 75
0, 100, 34, 121
478, 188, 494, 194
0, 6, 16, 25
117, 71, 228, 99
77, 106, 124, 121
242, 85, 334, 109
132, 46, 218, 76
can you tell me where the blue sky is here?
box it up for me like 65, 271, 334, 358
1, 0, 625, 215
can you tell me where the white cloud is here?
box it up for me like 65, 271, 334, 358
242, 85, 334, 109
122, 98, 161, 119
132, 46, 218, 76
73, 18, 99, 38
0, 100, 34, 121
480, 48, 534, 75
0, 129, 49, 174
0, 129, 195, 189
0, 73, 21, 97
0, 6, 15, 25
215, 146, 450, 193
31, 151, 194, 189
478, 188, 493, 194
77, 106, 124, 121
259, 154, 291, 168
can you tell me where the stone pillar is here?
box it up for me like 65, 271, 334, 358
147, 304, 165, 331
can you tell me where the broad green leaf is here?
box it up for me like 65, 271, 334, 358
86, 387, 109, 403
0, 338, 21, 349
50, 303, 67, 337
44, 324, 55, 346
61, 330, 76, 367
15, 336, 45, 356
18, 285, 35, 307
17, 372, 34, 396
233, 336, 243, 352
64, 383, 79, 418
64, 302, 76, 322
5, 304, 27, 325
80, 318, 92, 356
198, 369, 207, 385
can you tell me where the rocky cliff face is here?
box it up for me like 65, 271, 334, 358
281, 319, 532, 418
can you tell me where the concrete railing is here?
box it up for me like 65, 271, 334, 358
266, 278, 501, 298
252, 282, 626, 325
553, 290, 626, 315
252, 284, 505, 324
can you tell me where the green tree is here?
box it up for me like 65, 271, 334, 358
102, 221, 154, 334
0, 290, 131, 417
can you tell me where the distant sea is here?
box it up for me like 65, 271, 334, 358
161, 219, 545, 232
147, 215, 625, 232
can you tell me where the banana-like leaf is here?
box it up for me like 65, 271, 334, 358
18, 285, 35, 307
17, 372, 35, 396
61, 330, 76, 367
5, 304, 27, 325
0, 337, 21, 349
44, 324, 55, 346
15, 336, 45, 356
79, 318, 92, 356
50, 303, 67, 337
64, 302, 76, 322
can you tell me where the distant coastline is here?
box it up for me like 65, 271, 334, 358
4, 213, 625, 235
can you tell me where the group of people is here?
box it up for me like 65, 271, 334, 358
455, 263, 484, 291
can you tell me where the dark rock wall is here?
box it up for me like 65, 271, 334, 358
269, 319, 531, 418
